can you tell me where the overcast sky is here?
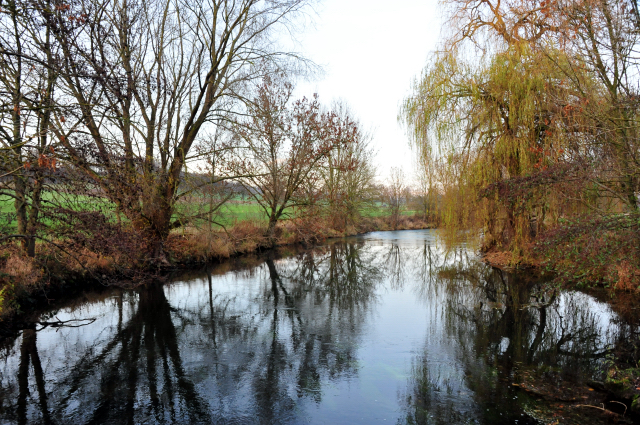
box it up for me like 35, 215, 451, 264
291, 0, 443, 182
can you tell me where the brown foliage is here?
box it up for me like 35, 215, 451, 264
0, 245, 45, 316
1, 250, 43, 287
48, 208, 148, 269
0, 212, 433, 319
615, 261, 635, 291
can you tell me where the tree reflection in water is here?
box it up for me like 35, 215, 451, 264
16, 328, 51, 425
1, 285, 212, 424
397, 238, 628, 424
0, 231, 634, 424
0, 241, 381, 424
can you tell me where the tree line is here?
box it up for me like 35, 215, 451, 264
0, 0, 418, 273
402, 0, 640, 287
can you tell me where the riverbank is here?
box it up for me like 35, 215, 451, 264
482, 246, 640, 292
481, 214, 640, 293
481, 249, 540, 271
0, 214, 433, 324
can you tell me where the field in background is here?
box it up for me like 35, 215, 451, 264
0, 194, 417, 232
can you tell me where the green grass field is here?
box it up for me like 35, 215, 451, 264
209, 201, 267, 227
0, 197, 13, 214
0, 193, 411, 232
0, 193, 270, 231
0, 191, 120, 231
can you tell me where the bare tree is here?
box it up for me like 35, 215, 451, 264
383, 167, 406, 230
413, 154, 438, 222
444, 0, 562, 49
224, 76, 358, 245
0, 0, 59, 256
321, 101, 376, 231
25, 0, 312, 264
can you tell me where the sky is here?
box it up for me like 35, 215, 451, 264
290, 0, 443, 182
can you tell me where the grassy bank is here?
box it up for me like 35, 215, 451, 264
0, 214, 432, 322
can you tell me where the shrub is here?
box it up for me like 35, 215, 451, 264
535, 214, 640, 289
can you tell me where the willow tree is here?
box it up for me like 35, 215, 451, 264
447, 0, 640, 214
402, 44, 594, 251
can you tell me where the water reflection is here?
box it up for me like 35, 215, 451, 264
16, 328, 51, 425
396, 238, 623, 424
0, 230, 635, 424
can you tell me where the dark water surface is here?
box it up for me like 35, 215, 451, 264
0, 230, 634, 424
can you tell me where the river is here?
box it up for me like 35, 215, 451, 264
0, 229, 636, 424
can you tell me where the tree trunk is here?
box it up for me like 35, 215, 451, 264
265, 216, 278, 247
147, 233, 171, 267
135, 184, 174, 267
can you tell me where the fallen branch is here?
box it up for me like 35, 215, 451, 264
575, 403, 621, 416
609, 400, 628, 416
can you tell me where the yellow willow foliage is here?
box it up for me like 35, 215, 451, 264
401, 43, 596, 251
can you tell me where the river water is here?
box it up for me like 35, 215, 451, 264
0, 230, 636, 424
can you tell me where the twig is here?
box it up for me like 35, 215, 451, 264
609, 400, 628, 416
36, 317, 96, 331
0, 165, 24, 180
575, 403, 620, 416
